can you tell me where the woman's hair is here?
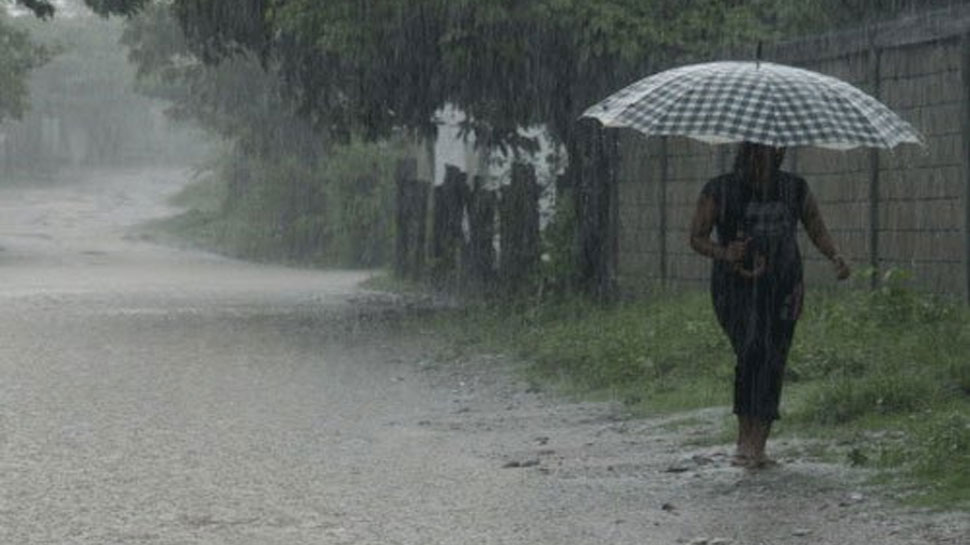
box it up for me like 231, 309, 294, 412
733, 142, 786, 177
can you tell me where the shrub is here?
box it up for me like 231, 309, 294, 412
162, 140, 403, 268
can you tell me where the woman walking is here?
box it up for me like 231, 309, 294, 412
689, 142, 851, 469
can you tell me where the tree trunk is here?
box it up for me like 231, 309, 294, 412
464, 175, 497, 291
571, 119, 619, 302
499, 161, 541, 295
394, 158, 429, 280
431, 164, 468, 285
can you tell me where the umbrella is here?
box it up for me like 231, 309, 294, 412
582, 61, 923, 150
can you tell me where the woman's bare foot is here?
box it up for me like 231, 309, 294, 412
730, 451, 779, 469
730, 453, 751, 467
748, 455, 780, 470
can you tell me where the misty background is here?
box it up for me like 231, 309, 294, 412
0, 3, 207, 177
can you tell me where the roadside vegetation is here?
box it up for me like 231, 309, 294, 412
373, 269, 970, 510
147, 140, 402, 268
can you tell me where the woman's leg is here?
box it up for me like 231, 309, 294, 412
714, 283, 773, 465
744, 301, 798, 467
733, 416, 775, 467
734, 415, 755, 460
733, 283, 800, 467
748, 418, 774, 465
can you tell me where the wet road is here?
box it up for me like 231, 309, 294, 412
0, 169, 523, 544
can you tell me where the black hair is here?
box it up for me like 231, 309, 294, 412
733, 142, 786, 178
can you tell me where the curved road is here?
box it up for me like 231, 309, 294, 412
0, 168, 527, 544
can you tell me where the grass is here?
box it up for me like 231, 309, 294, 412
393, 271, 970, 510
421, 291, 735, 413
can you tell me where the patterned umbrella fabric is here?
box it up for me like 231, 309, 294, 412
582, 61, 923, 150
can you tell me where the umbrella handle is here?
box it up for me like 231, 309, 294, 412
732, 228, 766, 279
734, 255, 767, 279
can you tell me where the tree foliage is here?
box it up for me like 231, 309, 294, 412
142, 0, 772, 149
0, 10, 49, 122
121, 2, 322, 160
18, 0, 970, 149
14, 0, 146, 18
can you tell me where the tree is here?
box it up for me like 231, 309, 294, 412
2, 8, 201, 169
120, 1, 326, 211
122, 2, 321, 160
0, 10, 49, 123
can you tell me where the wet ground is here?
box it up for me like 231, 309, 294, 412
0, 167, 966, 544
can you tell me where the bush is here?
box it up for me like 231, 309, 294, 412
319, 141, 399, 267
161, 140, 403, 267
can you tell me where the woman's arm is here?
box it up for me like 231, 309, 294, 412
689, 194, 746, 262
801, 190, 851, 280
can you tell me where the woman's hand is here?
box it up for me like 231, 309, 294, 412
833, 255, 851, 281
722, 238, 749, 263
802, 190, 852, 281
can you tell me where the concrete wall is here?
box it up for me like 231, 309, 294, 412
616, 7, 970, 298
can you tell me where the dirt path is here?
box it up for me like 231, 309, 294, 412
0, 168, 964, 544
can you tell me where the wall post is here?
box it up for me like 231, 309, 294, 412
658, 137, 669, 286
574, 119, 619, 301
868, 34, 883, 291
961, 33, 970, 303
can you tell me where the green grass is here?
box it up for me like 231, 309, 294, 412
423, 292, 735, 412
396, 272, 970, 510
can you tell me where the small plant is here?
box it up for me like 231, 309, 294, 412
847, 447, 869, 467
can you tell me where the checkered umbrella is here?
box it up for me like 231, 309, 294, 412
582, 61, 923, 150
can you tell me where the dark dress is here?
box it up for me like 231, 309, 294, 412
701, 170, 808, 421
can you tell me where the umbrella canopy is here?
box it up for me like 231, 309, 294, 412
582, 61, 924, 150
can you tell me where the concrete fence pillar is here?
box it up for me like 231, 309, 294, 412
868, 38, 884, 290
658, 137, 669, 286
961, 33, 970, 303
